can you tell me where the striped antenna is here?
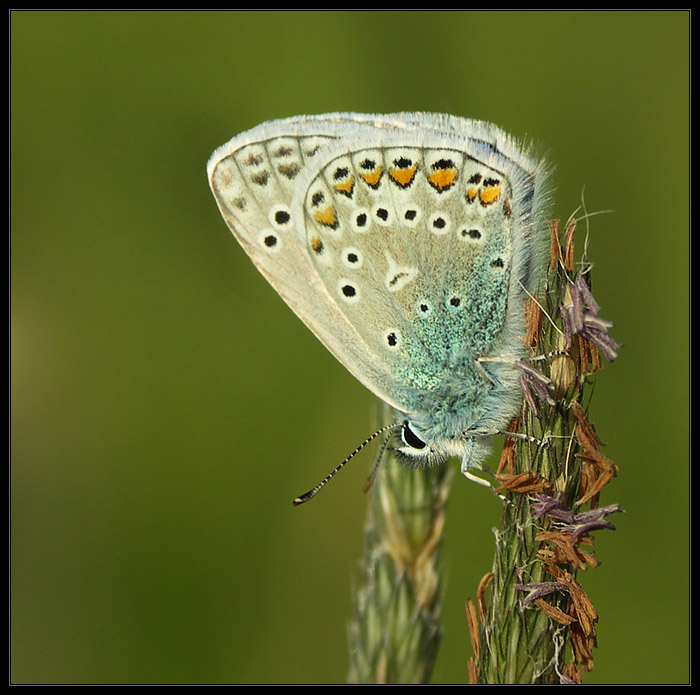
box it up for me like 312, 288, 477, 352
292, 422, 401, 506
362, 428, 393, 493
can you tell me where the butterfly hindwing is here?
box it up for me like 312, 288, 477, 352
292, 127, 549, 418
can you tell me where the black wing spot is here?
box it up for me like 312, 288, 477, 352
274, 209, 290, 225
375, 207, 389, 221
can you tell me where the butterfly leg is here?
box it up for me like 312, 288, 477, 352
459, 435, 494, 480
495, 429, 543, 445
463, 424, 542, 447
459, 438, 513, 503
461, 468, 493, 488
460, 427, 548, 479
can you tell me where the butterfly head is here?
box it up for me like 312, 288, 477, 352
393, 417, 498, 480
394, 419, 462, 468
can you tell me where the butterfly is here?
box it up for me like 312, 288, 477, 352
207, 113, 551, 503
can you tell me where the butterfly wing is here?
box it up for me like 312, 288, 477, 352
207, 115, 422, 410
208, 115, 550, 422
290, 125, 551, 421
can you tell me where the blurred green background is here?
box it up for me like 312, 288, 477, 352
11, 10, 689, 685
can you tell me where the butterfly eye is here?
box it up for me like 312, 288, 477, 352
401, 422, 427, 450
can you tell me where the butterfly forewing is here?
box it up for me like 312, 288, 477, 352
208, 118, 422, 410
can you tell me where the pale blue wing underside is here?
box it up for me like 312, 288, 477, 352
207, 115, 416, 410
207, 114, 551, 422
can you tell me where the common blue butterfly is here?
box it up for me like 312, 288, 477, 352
207, 113, 551, 503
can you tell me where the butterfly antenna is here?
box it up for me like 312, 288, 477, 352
292, 423, 401, 506
362, 429, 393, 493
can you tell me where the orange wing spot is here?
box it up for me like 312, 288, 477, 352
334, 176, 355, 197
314, 206, 338, 228
360, 167, 383, 188
428, 168, 457, 191
480, 185, 501, 206
310, 236, 323, 253
466, 187, 479, 203
389, 164, 417, 188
